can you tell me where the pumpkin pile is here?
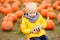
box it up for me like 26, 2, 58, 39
0, 0, 60, 31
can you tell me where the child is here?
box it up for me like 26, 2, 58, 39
20, 2, 48, 40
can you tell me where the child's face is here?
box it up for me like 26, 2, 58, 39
28, 11, 36, 18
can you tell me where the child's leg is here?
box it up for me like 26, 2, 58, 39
30, 37, 41, 40
39, 35, 48, 40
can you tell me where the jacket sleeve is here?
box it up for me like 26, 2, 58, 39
40, 16, 47, 29
20, 17, 31, 34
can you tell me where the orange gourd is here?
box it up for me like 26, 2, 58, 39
47, 7, 54, 12
56, 6, 60, 11
47, 12, 56, 19
36, 0, 41, 2
3, 16, 13, 22
46, 17, 55, 30
2, 3, 13, 15
41, 9, 48, 17
13, 1, 21, 7
52, 3, 58, 9
22, 8, 26, 12
16, 11, 24, 18
0, 0, 6, 3
5, 0, 12, 3
12, 3, 19, 12
7, 13, 18, 22
37, 5, 43, 12
2, 21, 14, 31
41, 1, 52, 9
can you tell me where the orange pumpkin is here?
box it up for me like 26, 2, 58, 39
16, 11, 24, 18
2, 7, 13, 15
22, 8, 26, 12
21, 0, 26, 2
13, 0, 19, 2
43, 0, 51, 2
2, 3, 13, 15
47, 12, 56, 19
41, 1, 52, 9
0, 0, 5, 3
55, 1, 60, 4
3, 2, 11, 8
36, 0, 41, 2
12, 3, 19, 12
47, 7, 54, 12
54, 0, 59, 2
46, 19, 55, 30
7, 13, 18, 22
52, 3, 58, 9
5, 0, 12, 3
41, 9, 48, 17
57, 12, 60, 23
13, 1, 21, 7
56, 6, 60, 11
3, 16, 13, 22
2, 8, 8, 15
2, 21, 14, 31
37, 5, 43, 12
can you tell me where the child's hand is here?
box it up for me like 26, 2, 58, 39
30, 27, 39, 34
30, 25, 42, 34
39, 25, 43, 30
32, 30, 39, 34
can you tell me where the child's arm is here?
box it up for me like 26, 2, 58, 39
20, 17, 31, 34
40, 16, 47, 29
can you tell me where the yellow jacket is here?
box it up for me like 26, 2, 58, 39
20, 14, 47, 38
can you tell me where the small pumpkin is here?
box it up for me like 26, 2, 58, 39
5, 0, 12, 3
2, 21, 14, 31
36, 0, 41, 3
47, 12, 56, 19
22, 8, 26, 12
13, 1, 21, 7
3, 16, 13, 22
21, 0, 26, 2
12, 3, 19, 12
41, 9, 48, 17
46, 17, 55, 30
52, 3, 58, 9
7, 13, 18, 22
41, 1, 52, 9
0, 0, 5, 3
56, 6, 60, 11
16, 11, 24, 18
37, 5, 43, 12
47, 7, 54, 12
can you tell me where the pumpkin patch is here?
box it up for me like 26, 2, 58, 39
0, 0, 60, 40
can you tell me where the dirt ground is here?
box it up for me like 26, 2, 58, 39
0, 13, 60, 40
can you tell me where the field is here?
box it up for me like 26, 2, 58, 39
0, 0, 60, 40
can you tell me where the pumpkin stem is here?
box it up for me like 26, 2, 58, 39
47, 17, 50, 20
